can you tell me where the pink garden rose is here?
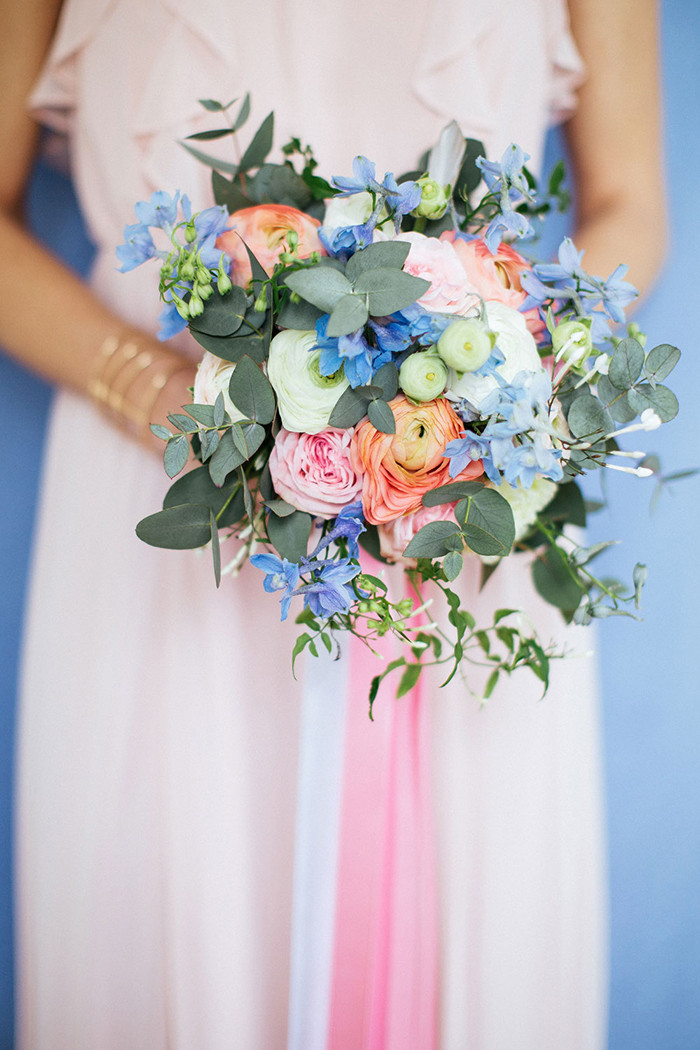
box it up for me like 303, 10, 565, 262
217, 204, 324, 286
395, 232, 479, 315
377, 502, 459, 563
441, 232, 545, 338
269, 427, 363, 519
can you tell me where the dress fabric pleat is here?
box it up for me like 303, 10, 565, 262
17, 2, 606, 1047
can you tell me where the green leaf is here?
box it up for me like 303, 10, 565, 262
329, 385, 371, 428
345, 240, 411, 282
547, 159, 566, 196
371, 363, 399, 401
284, 266, 353, 313
209, 508, 221, 587
644, 343, 681, 384
228, 355, 276, 423
150, 423, 172, 441
596, 375, 637, 423
247, 163, 311, 208
136, 503, 212, 550
232, 92, 251, 132
164, 435, 189, 478
396, 663, 423, 699
608, 337, 645, 390
541, 481, 586, 527
184, 403, 216, 427
483, 669, 500, 701
292, 632, 312, 677
454, 137, 486, 198
443, 550, 463, 581
211, 171, 251, 211
277, 296, 323, 329
186, 127, 233, 141
230, 422, 249, 457
566, 393, 612, 439
627, 382, 679, 422
459, 488, 516, 557
367, 398, 395, 434
531, 548, 584, 610
238, 111, 274, 172
265, 498, 297, 518
267, 510, 312, 562
403, 521, 463, 558
189, 286, 247, 337
327, 294, 369, 337
198, 97, 237, 112
181, 141, 239, 175
422, 480, 485, 507
208, 430, 244, 486
353, 268, 430, 316
200, 429, 220, 461
213, 393, 225, 428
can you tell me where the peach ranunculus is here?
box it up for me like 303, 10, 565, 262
377, 502, 460, 563
441, 231, 545, 338
216, 204, 324, 286
350, 395, 483, 525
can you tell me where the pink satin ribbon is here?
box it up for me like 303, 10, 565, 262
327, 609, 438, 1049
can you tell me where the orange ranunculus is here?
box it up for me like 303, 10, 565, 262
216, 204, 324, 286
350, 395, 484, 525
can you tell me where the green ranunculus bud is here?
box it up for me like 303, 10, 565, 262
185, 221, 197, 244
436, 319, 495, 372
179, 253, 196, 281
551, 318, 592, 363
399, 350, 449, 402
188, 292, 204, 318
414, 176, 450, 221
197, 281, 214, 301
217, 271, 232, 296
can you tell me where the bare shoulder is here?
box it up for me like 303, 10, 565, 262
0, 0, 65, 212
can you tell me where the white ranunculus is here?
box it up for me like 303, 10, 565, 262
267, 329, 349, 434
193, 352, 247, 422
323, 192, 391, 232
446, 300, 542, 410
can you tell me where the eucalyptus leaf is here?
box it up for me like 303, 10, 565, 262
136, 503, 212, 550
367, 398, 396, 434
198, 98, 237, 112
443, 550, 463, 581
181, 141, 239, 175
230, 423, 249, 458
228, 355, 276, 423
208, 430, 249, 486
199, 426, 221, 461
189, 327, 251, 362
265, 499, 297, 518
267, 510, 312, 562
608, 337, 644, 390
238, 111, 274, 173
371, 362, 399, 401
150, 423, 172, 441
184, 403, 216, 427
459, 488, 516, 557
232, 92, 251, 132
284, 266, 353, 313
164, 435, 190, 478
596, 375, 638, 423
422, 480, 485, 507
163, 466, 243, 527
566, 393, 612, 440
213, 392, 225, 428
644, 343, 681, 384
189, 286, 247, 337
403, 521, 463, 558
186, 127, 233, 141
627, 382, 679, 422
210, 508, 221, 588
353, 268, 430, 316
211, 170, 251, 211
329, 385, 371, 428
531, 548, 584, 610
277, 296, 323, 329
345, 240, 411, 283
327, 294, 369, 337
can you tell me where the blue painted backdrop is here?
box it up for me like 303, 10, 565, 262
0, 2, 698, 1046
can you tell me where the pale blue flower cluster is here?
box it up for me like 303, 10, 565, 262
476, 144, 536, 253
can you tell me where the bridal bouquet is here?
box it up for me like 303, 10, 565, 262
123, 96, 680, 708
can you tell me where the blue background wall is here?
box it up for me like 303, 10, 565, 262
0, 2, 698, 1046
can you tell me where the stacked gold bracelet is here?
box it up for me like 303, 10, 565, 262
89, 335, 191, 442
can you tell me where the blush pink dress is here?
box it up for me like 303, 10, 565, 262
18, 1, 606, 1048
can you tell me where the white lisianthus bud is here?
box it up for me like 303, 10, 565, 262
414, 177, 450, 220
399, 350, 448, 401
193, 352, 247, 423
552, 318, 593, 363
437, 318, 495, 372
267, 329, 350, 433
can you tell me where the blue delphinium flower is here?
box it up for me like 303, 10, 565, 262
134, 190, 181, 230
295, 559, 361, 618
476, 144, 536, 253
116, 222, 156, 272
493, 435, 564, 488
331, 157, 420, 231
249, 553, 300, 620
528, 237, 638, 327
483, 208, 534, 255
314, 316, 393, 388
318, 221, 375, 260
331, 156, 382, 197
311, 502, 366, 560
157, 301, 189, 341
445, 432, 500, 483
